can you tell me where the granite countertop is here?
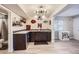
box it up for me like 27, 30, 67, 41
29, 29, 51, 32
13, 29, 51, 34
13, 31, 30, 34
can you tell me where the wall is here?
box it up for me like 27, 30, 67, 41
26, 16, 51, 29
11, 12, 26, 31
54, 16, 73, 39
63, 17, 73, 32
54, 15, 79, 40
73, 16, 79, 40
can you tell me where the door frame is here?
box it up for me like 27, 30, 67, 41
0, 5, 13, 52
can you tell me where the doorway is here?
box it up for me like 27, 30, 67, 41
0, 8, 8, 51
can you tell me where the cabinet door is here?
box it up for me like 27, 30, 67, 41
48, 32, 51, 42
30, 32, 36, 42
13, 34, 26, 50
35, 32, 48, 42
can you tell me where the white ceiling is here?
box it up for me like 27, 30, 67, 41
2, 4, 66, 19
18, 4, 65, 18
2, 4, 27, 18
0, 6, 8, 15
56, 4, 79, 17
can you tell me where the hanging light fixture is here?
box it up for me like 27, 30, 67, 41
34, 5, 47, 20
35, 5, 47, 15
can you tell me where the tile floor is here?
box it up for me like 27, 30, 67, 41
14, 42, 54, 54
54, 40, 79, 54
1, 40, 79, 54
14, 40, 79, 54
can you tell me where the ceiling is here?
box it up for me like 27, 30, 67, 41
56, 4, 79, 17
2, 4, 67, 19
18, 4, 65, 18
0, 6, 8, 15
2, 4, 27, 18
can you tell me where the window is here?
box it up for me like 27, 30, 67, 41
54, 19, 63, 31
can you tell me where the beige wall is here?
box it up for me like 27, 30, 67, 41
11, 12, 25, 31
26, 16, 51, 29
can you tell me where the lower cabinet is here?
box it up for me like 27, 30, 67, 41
35, 32, 48, 42
48, 32, 51, 42
13, 34, 27, 50
13, 32, 51, 50
29, 32, 51, 42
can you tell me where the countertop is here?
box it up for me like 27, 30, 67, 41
13, 31, 29, 34
29, 29, 51, 32
13, 29, 51, 34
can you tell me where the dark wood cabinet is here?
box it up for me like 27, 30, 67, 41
13, 34, 27, 50
48, 32, 51, 42
30, 32, 36, 42
29, 32, 51, 42
35, 32, 48, 42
